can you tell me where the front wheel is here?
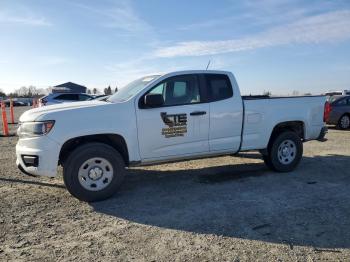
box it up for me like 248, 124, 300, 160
63, 143, 126, 202
263, 131, 303, 172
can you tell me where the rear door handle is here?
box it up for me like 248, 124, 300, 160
190, 111, 206, 116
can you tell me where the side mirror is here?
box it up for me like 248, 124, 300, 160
144, 94, 164, 107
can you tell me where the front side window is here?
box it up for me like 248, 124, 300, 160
145, 74, 201, 107
206, 74, 233, 102
149, 83, 165, 95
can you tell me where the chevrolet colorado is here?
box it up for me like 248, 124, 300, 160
16, 70, 327, 201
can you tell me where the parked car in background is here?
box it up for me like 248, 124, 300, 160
90, 94, 107, 99
325, 95, 350, 129
4, 100, 27, 107
38, 93, 94, 106
91, 95, 111, 101
325, 90, 350, 96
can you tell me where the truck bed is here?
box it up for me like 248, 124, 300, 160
242, 95, 325, 100
240, 95, 326, 150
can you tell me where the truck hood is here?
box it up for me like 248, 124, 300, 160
19, 100, 109, 122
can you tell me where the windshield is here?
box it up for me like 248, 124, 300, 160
108, 75, 161, 102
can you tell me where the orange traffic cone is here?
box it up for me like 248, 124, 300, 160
1, 101, 9, 136
9, 99, 15, 124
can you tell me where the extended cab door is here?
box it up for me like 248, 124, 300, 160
206, 73, 243, 153
136, 74, 210, 161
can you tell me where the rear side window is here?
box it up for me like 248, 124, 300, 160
206, 74, 233, 102
55, 94, 79, 101
173, 82, 187, 97
336, 98, 348, 106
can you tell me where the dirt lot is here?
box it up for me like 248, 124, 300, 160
1, 106, 350, 261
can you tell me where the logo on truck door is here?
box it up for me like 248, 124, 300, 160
160, 112, 187, 138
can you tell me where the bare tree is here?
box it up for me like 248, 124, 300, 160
93, 88, 97, 95
17, 86, 29, 96
28, 85, 39, 96
263, 90, 271, 96
107, 86, 112, 95
7, 91, 19, 98
14, 86, 45, 97
46, 87, 53, 94
0, 88, 6, 98
292, 90, 300, 96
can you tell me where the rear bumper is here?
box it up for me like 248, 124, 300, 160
317, 126, 328, 141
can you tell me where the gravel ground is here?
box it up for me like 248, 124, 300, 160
1, 106, 350, 261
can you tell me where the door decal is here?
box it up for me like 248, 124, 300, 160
160, 112, 187, 138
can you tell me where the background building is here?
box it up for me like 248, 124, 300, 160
52, 82, 87, 94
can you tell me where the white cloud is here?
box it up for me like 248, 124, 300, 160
104, 56, 162, 87
103, 5, 151, 33
0, 11, 51, 26
74, 1, 153, 36
155, 10, 350, 58
37, 56, 70, 66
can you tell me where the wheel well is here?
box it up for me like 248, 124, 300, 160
266, 121, 305, 151
340, 113, 350, 120
59, 134, 129, 166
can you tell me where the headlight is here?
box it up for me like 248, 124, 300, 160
17, 121, 55, 138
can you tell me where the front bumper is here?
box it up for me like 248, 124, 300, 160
16, 135, 61, 177
17, 163, 38, 177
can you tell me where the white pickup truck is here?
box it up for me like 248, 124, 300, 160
16, 70, 327, 201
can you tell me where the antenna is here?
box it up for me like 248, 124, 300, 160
205, 60, 211, 70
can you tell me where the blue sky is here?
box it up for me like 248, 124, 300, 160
0, 0, 350, 95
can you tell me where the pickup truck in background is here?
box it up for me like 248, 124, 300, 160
16, 70, 327, 201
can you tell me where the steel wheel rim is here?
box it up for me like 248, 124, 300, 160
277, 139, 297, 165
341, 116, 350, 128
78, 157, 114, 191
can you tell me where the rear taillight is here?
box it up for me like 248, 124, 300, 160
323, 102, 332, 122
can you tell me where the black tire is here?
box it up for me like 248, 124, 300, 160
264, 131, 303, 172
63, 142, 126, 202
262, 154, 275, 171
337, 114, 350, 130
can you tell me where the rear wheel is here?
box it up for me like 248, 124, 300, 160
63, 142, 126, 202
338, 115, 350, 129
263, 131, 303, 172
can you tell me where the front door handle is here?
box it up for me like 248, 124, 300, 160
190, 111, 206, 116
